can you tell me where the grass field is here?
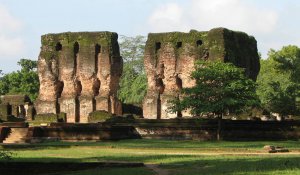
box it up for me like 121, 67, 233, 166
1, 139, 300, 175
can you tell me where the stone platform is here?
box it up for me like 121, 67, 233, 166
1, 119, 300, 143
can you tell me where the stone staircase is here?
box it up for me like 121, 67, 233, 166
3, 128, 29, 144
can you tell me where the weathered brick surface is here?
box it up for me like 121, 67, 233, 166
35, 32, 123, 123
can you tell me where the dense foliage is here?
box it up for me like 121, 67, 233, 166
118, 35, 147, 104
169, 61, 259, 118
257, 45, 300, 116
0, 59, 39, 101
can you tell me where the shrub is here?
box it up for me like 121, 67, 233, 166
0, 150, 14, 161
57, 113, 67, 122
34, 113, 58, 122
88, 110, 112, 123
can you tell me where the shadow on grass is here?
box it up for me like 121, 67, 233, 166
7, 154, 300, 175
161, 156, 300, 175
0, 159, 144, 175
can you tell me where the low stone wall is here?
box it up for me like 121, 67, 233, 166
27, 123, 140, 142
0, 122, 29, 128
1, 120, 300, 142
110, 119, 300, 141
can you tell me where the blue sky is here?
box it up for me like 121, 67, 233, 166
0, 0, 299, 73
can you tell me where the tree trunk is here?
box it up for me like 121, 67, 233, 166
217, 114, 222, 141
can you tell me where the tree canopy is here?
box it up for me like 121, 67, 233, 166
169, 60, 259, 118
117, 35, 147, 104
0, 59, 39, 101
257, 45, 300, 116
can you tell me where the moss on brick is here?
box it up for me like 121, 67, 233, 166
145, 27, 259, 80
34, 113, 58, 123
40, 31, 120, 62
88, 110, 112, 123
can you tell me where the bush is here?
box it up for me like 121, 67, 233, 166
88, 110, 112, 123
34, 113, 58, 123
0, 150, 14, 161
57, 113, 67, 122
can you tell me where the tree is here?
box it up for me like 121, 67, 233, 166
169, 60, 260, 118
118, 35, 147, 104
256, 58, 291, 106
0, 59, 39, 101
257, 45, 300, 116
272, 45, 300, 84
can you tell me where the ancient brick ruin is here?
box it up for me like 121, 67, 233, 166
35, 32, 123, 123
0, 95, 34, 121
143, 28, 260, 119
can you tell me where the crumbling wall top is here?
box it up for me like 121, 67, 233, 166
40, 32, 120, 62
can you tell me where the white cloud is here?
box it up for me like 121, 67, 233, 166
0, 4, 24, 57
0, 35, 24, 56
147, 0, 278, 35
145, 0, 283, 57
147, 3, 189, 32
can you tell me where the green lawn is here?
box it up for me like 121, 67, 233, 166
1, 139, 300, 175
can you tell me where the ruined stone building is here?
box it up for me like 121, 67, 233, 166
0, 95, 34, 121
35, 32, 123, 123
143, 28, 260, 119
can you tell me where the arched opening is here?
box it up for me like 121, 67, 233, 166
95, 44, 101, 73
74, 42, 79, 53
92, 98, 96, 111
155, 42, 161, 53
93, 79, 100, 96
202, 49, 209, 60
157, 94, 161, 119
56, 100, 61, 114
74, 42, 79, 75
156, 78, 165, 94
75, 80, 82, 96
55, 42, 62, 51
7, 104, 12, 115
176, 42, 182, 49
18, 105, 26, 118
56, 81, 64, 98
75, 97, 80, 123
196, 40, 203, 47
176, 75, 183, 91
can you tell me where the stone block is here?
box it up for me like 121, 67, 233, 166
59, 97, 78, 123
79, 96, 94, 123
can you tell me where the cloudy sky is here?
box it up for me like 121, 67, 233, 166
0, 0, 299, 72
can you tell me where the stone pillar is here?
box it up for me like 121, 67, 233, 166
79, 96, 94, 123
95, 96, 110, 113
143, 92, 160, 119
26, 105, 35, 121
59, 97, 78, 123
0, 104, 9, 121
11, 104, 19, 117
58, 43, 78, 123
